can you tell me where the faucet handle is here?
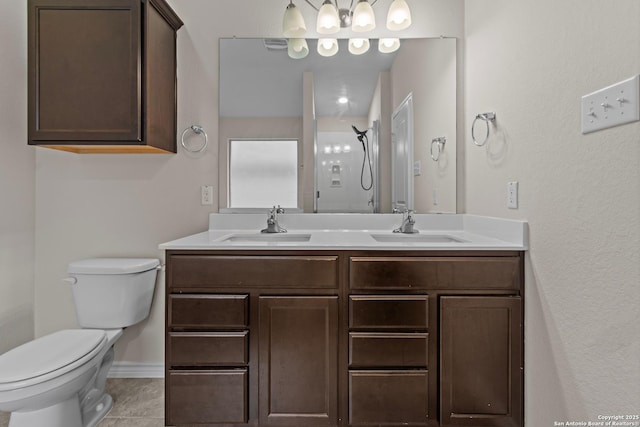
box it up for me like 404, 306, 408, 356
276, 205, 285, 214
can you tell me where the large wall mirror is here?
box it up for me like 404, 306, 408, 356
219, 37, 456, 214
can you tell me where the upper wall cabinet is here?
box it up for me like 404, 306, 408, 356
28, 0, 183, 153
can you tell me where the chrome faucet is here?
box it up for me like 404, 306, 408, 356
393, 209, 419, 234
261, 206, 287, 233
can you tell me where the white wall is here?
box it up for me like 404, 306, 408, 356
28, 0, 464, 365
0, 0, 35, 354
392, 38, 457, 213
465, 0, 640, 424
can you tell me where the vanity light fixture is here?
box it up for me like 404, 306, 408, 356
348, 38, 370, 54
283, 0, 410, 58
317, 0, 341, 34
378, 37, 400, 53
386, 0, 412, 30
317, 38, 339, 56
352, 0, 376, 32
283, 1, 307, 38
288, 38, 309, 58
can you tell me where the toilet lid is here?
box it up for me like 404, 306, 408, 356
68, 258, 160, 275
0, 329, 107, 384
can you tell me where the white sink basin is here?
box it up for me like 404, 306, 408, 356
221, 233, 312, 243
370, 233, 468, 243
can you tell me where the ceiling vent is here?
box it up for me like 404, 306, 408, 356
263, 38, 288, 51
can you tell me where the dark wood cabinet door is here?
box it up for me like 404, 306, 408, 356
349, 370, 430, 426
440, 296, 523, 427
259, 296, 339, 426
28, 0, 141, 143
167, 369, 248, 425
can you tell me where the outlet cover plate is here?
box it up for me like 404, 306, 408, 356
581, 75, 639, 134
507, 181, 518, 209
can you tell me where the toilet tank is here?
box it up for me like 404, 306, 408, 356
67, 258, 160, 328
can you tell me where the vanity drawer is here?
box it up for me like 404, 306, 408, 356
350, 257, 436, 289
349, 370, 429, 425
167, 369, 248, 425
169, 331, 248, 366
350, 256, 521, 290
349, 332, 428, 368
349, 295, 429, 330
170, 255, 339, 289
168, 294, 248, 329
436, 256, 522, 289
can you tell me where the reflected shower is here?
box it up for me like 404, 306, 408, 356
352, 125, 373, 191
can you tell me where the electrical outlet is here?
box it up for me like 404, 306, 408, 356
201, 185, 214, 205
507, 181, 518, 209
413, 160, 421, 176
433, 188, 439, 206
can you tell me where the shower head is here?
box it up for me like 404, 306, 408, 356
352, 125, 367, 149
351, 125, 367, 137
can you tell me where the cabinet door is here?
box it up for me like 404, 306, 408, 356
167, 369, 248, 425
28, 0, 141, 143
349, 370, 429, 426
259, 296, 338, 425
440, 296, 522, 427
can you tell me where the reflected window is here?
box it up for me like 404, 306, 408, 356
228, 139, 298, 208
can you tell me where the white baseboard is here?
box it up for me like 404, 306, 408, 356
108, 362, 164, 378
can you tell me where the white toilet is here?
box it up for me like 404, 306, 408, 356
0, 258, 160, 427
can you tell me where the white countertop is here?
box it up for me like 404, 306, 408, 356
159, 213, 528, 251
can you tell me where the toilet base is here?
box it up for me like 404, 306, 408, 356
9, 395, 82, 427
7, 391, 113, 427
82, 391, 113, 427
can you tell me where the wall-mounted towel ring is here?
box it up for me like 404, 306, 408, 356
471, 112, 496, 147
430, 137, 446, 161
181, 125, 208, 153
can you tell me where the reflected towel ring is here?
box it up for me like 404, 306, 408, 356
181, 125, 208, 153
430, 137, 446, 161
471, 112, 496, 147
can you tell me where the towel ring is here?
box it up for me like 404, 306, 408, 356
471, 112, 496, 147
430, 137, 446, 161
181, 125, 208, 153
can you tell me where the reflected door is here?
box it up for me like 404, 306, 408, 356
391, 94, 414, 211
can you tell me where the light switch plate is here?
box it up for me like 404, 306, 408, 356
507, 181, 518, 209
581, 75, 639, 134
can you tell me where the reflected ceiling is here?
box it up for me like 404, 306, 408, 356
219, 38, 398, 118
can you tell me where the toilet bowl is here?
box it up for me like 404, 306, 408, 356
0, 258, 159, 427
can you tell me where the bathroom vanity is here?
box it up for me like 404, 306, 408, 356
160, 214, 527, 427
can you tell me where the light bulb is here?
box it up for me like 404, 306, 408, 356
386, 0, 412, 31
348, 38, 370, 55
352, 0, 376, 32
317, 38, 339, 56
288, 38, 309, 59
282, 2, 307, 38
378, 38, 400, 53
317, 0, 340, 34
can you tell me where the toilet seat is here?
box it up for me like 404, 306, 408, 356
0, 329, 107, 391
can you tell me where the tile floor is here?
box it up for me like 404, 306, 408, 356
0, 378, 166, 427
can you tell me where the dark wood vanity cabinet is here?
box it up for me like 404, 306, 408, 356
28, 0, 183, 153
165, 252, 341, 427
165, 250, 524, 427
